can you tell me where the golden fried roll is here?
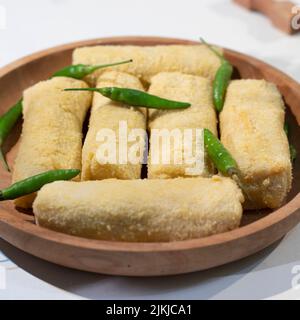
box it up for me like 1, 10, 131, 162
33, 176, 244, 242
220, 79, 292, 209
72, 45, 223, 85
147, 72, 217, 179
12, 77, 92, 208
81, 71, 146, 180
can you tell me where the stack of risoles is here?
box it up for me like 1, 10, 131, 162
10, 45, 292, 242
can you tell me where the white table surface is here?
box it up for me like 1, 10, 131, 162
0, 0, 300, 300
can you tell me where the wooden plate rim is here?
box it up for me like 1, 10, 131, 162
0, 36, 299, 253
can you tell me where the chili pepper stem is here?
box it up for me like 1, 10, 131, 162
64, 88, 96, 92
200, 37, 224, 61
51, 59, 133, 79
92, 59, 133, 70
231, 174, 254, 203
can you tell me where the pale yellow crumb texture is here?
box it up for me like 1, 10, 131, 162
147, 72, 217, 179
82, 71, 146, 180
72, 45, 223, 84
12, 77, 92, 208
33, 176, 244, 242
220, 79, 292, 209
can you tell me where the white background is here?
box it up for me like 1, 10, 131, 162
0, 0, 300, 300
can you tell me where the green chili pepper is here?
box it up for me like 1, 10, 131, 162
290, 144, 297, 163
64, 87, 191, 110
284, 122, 289, 136
0, 60, 133, 172
284, 122, 297, 162
0, 99, 23, 171
0, 169, 80, 201
200, 38, 233, 113
203, 128, 238, 176
203, 128, 253, 198
51, 59, 133, 79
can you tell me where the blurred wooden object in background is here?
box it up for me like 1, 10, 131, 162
234, 0, 300, 34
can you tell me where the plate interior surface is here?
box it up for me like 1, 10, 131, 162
0, 36, 299, 276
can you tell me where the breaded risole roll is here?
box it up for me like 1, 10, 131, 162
220, 79, 292, 209
72, 45, 223, 85
148, 72, 217, 179
82, 71, 146, 180
12, 77, 92, 208
33, 176, 244, 242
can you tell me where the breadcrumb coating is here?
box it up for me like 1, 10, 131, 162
73, 45, 223, 84
12, 77, 92, 208
220, 79, 292, 209
33, 176, 244, 242
82, 71, 146, 180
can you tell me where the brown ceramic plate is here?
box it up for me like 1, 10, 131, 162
0, 36, 299, 276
